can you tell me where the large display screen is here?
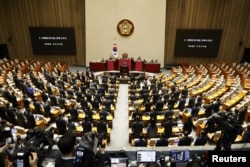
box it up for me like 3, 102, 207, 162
29, 27, 76, 54
174, 29, 222, 57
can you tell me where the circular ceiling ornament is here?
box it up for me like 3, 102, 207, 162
117, 19, 134, 37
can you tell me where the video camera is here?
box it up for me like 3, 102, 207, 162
0, 124, 25, 147
14, 127, 55, 167
74, 132, 104, 167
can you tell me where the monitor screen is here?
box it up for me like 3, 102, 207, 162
171, 150, 190, 162
137, 150, 156, 162
29, 27, 76, 55
110, 158, 128, 167
174, 29, 222, 57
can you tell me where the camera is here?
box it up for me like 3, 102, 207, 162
74, 147, 85, 167
74, 132, 100, 167
14, 127, 55, 167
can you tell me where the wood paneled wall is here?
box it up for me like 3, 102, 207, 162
165, 0, 250, 64
0, 0, 85, 65
0, 0, 250, 66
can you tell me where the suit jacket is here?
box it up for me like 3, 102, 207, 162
82, 120, 92, 133
178, 136, 192, 146
96, 120, 107, 134
69, 108, 79, 122
156, 138, 169, 147
56, 117, 67, 135
134, 139, 147, 147
132, 121, 144, 138
24, 111, 36, 129
194, 136, 207, 146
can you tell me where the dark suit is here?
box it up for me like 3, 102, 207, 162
163, 119, 177, 138
24, 110, 36, 129
96, 120, 107, 135
132, 120, 144, 138
178, 98, 186, 111
134, 139, 147, 147
69, 108, 79, 122
194, 136, 207, 146
155, 138, 169, 147
178, 136, 192, 146
6, 107, 18, 125
82, 119, 92, 134
34, 101, 42, 115
56, 117, 67, 135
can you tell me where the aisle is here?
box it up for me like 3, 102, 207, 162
108, 84, 130, 149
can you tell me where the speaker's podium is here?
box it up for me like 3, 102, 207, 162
120, 62, 129, 76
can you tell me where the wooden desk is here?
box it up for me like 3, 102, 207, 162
144, 63, 160, 73
118, 59, 133, 71
204, 87, 229, 104
195, 123, 206, 137
134, 61, 144, 71
106, 60, 116, 71
222, 90, 247, 110
245, 111, 250, 122
89, 62, 106, 71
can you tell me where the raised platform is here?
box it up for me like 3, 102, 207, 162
104, 70, 147, 84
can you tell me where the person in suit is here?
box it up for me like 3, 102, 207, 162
162, 117, 177, 139
178, 131, 192, 146
196, 93, 203, 107
155, 134, 169, 147
69, 104, 78, 122
164, 105, 174, 120
42, 101, 51, 118
183, 117, 193, 135
134, 134, 147, 147
147, 118, 157, 138
237, 105, 248, 124
213, 98, 221, 113
27, 84, 34, 99
131, 108, 142, 121
55, 115, 67, 135
155, 97, 164, 111
178, 96, 186, 111
15, 107, 27, 128
33, 99, 42, 115
82, 115, 92, 134
99, 106, 109, 121
6, 104, 18, 125
131, 116, 144, 138
67, 117, 76, 133
144, 99, 152, 113
187, 95, 196, 109
10, 92, 18, 108
191, 103, 200, 119
91, 96, 100, 111
96, 116, 108, 137
204, 101, 214, 118
24, 108, 36, 129
181, 85, 189, 99
194, 130, 207, 146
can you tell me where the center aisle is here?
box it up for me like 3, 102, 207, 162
108, 84, 130, 149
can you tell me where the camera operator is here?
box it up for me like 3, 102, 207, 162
55, 131, 106, 167
0, 143, 38, 167
55, 131, 76, 167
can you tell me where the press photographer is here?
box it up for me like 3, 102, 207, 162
55, 131, 106, 167
13, 127, 54, 167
